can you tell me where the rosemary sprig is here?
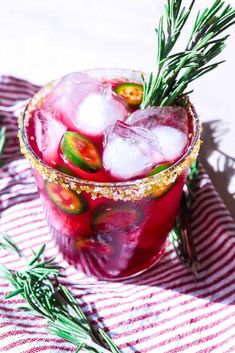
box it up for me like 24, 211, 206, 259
141, 0, 235, 107
170, 160, 200, 274
0, 245, 121, 353
142, 0, 234, 272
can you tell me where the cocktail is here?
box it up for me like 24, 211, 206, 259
18, 0, 235, 280
19, 68, 200, 279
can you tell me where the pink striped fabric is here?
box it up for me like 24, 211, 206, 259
0, 75, 235, 353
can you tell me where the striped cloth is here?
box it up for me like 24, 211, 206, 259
0, 75, 235, 353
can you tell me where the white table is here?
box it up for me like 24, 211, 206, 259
1, 0, 235, 218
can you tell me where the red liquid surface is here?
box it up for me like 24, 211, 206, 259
27, 78, 191, 279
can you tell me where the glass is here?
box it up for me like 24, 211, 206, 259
18, 68, 201, 280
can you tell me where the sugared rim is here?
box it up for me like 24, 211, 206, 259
18, 68, 201, 201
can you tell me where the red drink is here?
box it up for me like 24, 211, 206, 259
19, 69, 200, 279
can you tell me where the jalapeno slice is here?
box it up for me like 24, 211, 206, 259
45, 181, 88, 214
148, 163, 176, 199
91, 202, 143, 232
114, 82, 143, 107
61, 131, 102, 173
148, 162, 172, 176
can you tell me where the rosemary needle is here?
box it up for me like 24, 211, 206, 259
0, 126, 6, 167
0, 126, 6, 156
0, 234, 23, 257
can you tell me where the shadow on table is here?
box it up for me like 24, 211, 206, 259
200, 119, 235, 220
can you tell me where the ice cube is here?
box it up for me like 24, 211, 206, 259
45, 72, 99, 127
45, 72, 128, 136
127, 106, 188, 134
103, 121, 164, 180
127, 106, 188, 161
76, 90, 127, 135
151, 126, 188, 161
34, 108, 67, 166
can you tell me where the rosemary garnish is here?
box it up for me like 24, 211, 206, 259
170, 161, 200, 274
141, 0, 235, 107
141, 0, 234, 273
0, 244, 121, 353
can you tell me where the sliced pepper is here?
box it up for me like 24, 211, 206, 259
45, 181, 88, 214
91, 202, 143, 232
114, 82, 143, 107
148, 163, 176, 199
61, 131, 102, 173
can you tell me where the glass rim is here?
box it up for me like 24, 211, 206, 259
18, 68, 201, 200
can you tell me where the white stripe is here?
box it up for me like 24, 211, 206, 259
192, 209, 231, 233
1, 159, 30, 172
0, 92, 31, 100
0, 192, 38, 210
0, 199, 41, 219
105, 290, 235, 343
0, 336, 72, 353
0, 216, 46, 235
192, 191, 220, 212
114, 302, 235, 350
144, 319, 234, 353
194, 217, 235, 247
192, 201, 228, 227
3, 227, 50, 248
95, 273, 235, 328
0, 204, 43, 227
214, 337, 235, 353
196, 232, 235, 267
0, 79, 39, 92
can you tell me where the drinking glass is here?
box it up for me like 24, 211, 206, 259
19, 68, 201, 280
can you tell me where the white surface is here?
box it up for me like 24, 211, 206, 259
1, 0, 235, 216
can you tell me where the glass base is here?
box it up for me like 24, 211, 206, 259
97, 241, 167, 281
52, 227, 167, 281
